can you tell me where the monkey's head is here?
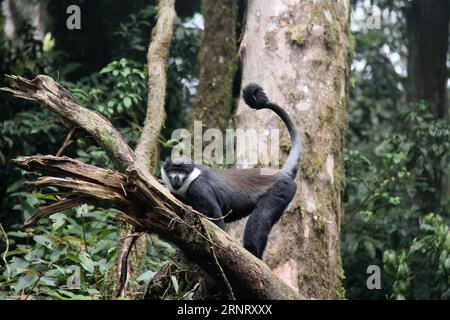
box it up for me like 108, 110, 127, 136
161, 157, 196, 191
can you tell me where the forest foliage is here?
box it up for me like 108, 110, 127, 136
0, 0, 449, 299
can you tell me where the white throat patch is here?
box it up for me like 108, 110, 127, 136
161, 167, 201, 198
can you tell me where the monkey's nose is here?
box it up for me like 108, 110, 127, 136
173, 176, 181, 189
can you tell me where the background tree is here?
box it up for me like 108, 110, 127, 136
190, 0, 239, 131
226, 0, 351, 299
405, 0, 450, 210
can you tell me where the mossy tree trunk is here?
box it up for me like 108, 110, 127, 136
405, 0, 450, 210
1, 0, 48, 41
227, 0, 351, 299
190, 0, 238, 131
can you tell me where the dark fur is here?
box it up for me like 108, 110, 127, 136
162, 84, 301, 259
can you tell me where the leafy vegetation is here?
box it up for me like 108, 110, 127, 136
0, 3, 202, 299
342, 0, 450, 299
1, 0, 449, 300
343, 102, 450, 299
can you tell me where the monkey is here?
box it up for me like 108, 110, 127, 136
161, 84, 301, 259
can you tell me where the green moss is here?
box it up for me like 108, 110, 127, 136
299, 205, 305, 219
99, 129, 121, 163
296, 234, 330, 298
324, 21, 340, 51
335, 260, 346, 299
280, 140, 292, 153
314, 214, 326, 234
347, 32, 356, 54
287, 24, 309, 47
301, 151, 324, 181
180, 210, 203, 245
311, 56, 328, 68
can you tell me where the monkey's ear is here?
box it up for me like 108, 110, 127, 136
242, 83, 269, 109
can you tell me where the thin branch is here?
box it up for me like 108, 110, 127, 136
206, 228, 235, 300
56, 127, 76, 157
0, 224, 11, 279
21, 197, 92, 229
135, 0, 176, 171
114, 234, 140, 298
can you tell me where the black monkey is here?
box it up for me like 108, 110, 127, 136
161, 84, 302, 259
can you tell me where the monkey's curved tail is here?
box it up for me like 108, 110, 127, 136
242, 83, 302, 179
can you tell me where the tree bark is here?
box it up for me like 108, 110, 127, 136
190, 0, 238, 131
1, 74, 300, 300
406, 0, 449, 119
227, 0, 351, 299
30, 0, 47, 42
405, 0, 450, 210
1, 0, 48, 42
2, 0, 18, 41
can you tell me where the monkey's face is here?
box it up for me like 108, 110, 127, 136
166, 168, 190, 189
161, 158, 195, 191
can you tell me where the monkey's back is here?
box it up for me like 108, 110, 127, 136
213, 167, 282, 221
213, 168, 280, 195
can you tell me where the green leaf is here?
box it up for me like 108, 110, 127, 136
79, 252, 95, 273
33, 235, 53, 249
123, 97, 132, 108
364, 241, 376, 259
31, 193, 57, 201
50, 212, 67, 230
5, 248, 31, 258
137, 270, 156, 284
171, 275, 179, 293
5, 257, 30, 277
7, 231, 30, 238
14, 274, 39, 294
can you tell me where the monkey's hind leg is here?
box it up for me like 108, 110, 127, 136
243, 178, 296, 259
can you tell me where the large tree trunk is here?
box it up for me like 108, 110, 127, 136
30, 0, 47, 42
405, 0, 450, 210
2, 0, 18, 41
1, 0, 48, 42
227, 0, 351, 299
406, 0, 449, 119
190, 0, 238, 131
